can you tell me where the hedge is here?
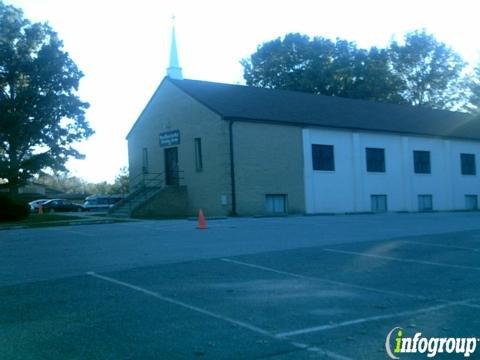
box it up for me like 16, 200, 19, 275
0, 194, 30, 221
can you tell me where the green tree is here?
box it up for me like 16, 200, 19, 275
36, 173, 88, 194
389, 29, 468, 110
0, 2, 93, 195
242, 30, 471, 110
241, 33, 404, 103
468, 64, 480, 113
111, 166, 129, 194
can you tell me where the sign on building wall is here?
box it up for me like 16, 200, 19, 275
159, 130, 180, 147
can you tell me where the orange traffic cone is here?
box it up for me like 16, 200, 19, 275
197, 209, 207, 230
38, 205, 43, 215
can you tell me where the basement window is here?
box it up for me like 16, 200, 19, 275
371, 195, 387, 213
418, 195, 433, 211
465, 195, 478, 210
265, 194, 287, 214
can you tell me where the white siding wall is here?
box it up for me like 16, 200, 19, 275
303, 128, 480, 213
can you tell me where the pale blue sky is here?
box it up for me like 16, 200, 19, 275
6, 0, 480, 182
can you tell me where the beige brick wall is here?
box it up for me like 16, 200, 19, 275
132, 186, 189, 218
128, 79, 306, 217
232, 121, 305, 215
127, 80, 231, 216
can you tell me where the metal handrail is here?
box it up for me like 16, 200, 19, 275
130, 172, 164, 192
130, 171, 185, 192
109, 170, 185, 215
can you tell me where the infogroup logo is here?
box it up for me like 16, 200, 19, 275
385, 327, 479, 358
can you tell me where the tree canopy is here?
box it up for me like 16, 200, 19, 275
389, 30, 467, 110
242, 30, 475, 111
0, 1, 93, 194
36, 167, 130, 195
242, 33, 404, 104
469, 65, 480, 114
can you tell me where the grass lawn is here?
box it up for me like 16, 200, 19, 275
0, 213, 82, 226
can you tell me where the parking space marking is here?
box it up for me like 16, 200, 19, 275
86, 271, 352, 360
221, 258, 480, 312
400, 240, 479, 252
323, 249, 480, 271
275, 300, 471, 338
220, 258, 430, 301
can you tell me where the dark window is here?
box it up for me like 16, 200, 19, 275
142, 148, 149, 174
312, 144, 335, 171
413, 150, 431, 174
366, 148, 385, 172
194, 138, 203, 171
418, 195, 433, 211
461, 153, 476, 175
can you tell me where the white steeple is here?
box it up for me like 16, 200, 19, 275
166, 16, 183, 80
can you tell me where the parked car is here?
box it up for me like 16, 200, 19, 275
28, 199, 50, 212
41, 199, 85, 213
83, 195, 124, 211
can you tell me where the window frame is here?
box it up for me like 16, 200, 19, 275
365, 147, 386, 173
142, 147, 149, 174
312, 144, 335, 171
371, 194, 388, 213
413, 150, 431, 174
194, 138, 203, 172
465, 194, 478, 210
460, 153, 476, 175
418, 194, 433, 211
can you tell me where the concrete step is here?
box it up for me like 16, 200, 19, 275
109, 186, 164, 218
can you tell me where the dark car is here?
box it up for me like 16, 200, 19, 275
42, 199, 85, 213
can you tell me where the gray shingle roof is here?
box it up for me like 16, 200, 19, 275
170, 78, 480, 141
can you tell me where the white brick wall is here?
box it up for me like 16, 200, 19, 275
303, 127, 480, 213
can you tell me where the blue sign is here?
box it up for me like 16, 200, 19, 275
159, 130, 180, 147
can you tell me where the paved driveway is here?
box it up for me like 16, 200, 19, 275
1, 212, 480, 359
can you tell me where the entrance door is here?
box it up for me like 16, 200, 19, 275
165, 147, 179, 186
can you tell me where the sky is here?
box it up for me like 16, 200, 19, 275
6, 0, 480, 183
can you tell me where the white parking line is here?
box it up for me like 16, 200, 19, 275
86, 271, 352, 360
220, 258, 430, 301
275, 300, 470, 338
220, 258, 480, 311
323, 249, 480, 271
400, 240, 479, 252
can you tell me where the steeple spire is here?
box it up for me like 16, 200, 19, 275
166, 15, 183, 80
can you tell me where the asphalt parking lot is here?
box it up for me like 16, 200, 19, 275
1, 212, 480, 359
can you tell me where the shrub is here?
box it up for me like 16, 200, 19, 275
0, 194, 30, 221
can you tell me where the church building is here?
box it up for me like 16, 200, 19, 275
116, 25, 480, 218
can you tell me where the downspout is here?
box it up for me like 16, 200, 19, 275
228, 119, 237, 216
